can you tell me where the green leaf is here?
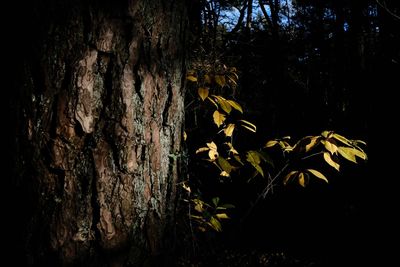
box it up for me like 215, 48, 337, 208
226, 100, 243, 113
221, 203, 235, 209
215, 75, 226, 87
217, 156, 233, 174
323, 152, 340, 171
239, 120, 257, 132
307, 169, 329, 183
216, 213, 229, 219
198, 87, 209, 101
208, 217, 222, 232
283, 171, 298, 185
212, 197, 220, 207
213, 110, 226, 128
246, 151, 264, 177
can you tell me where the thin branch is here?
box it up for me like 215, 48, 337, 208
376, 0, 400, 20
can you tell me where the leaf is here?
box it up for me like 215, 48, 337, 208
226, 100, 243, 113
213, 95, 232, 114
208, 217, 222, 232
305, 136, 319, 152
307, 169, 329, 183
204, 74, 211, 84
323, 152, 340, 171
321, 130, 333, 138
224, 123, 235, 137
239, 120, 257, 132
265, 140, 278, 148
182, 182, 191, 193
221, 203, 235, 209
183, 131, 187, 141
207, 96, 219, 109
217, 156, 233, 174
208, 149, 219, 161
225, 142, 239, 155
298, 172, 306, 187
207, 142, 217, 151
283, 171, 298, 185
186, 75, 197, 82
233, 155, 244, 165
212, 197, 220, 206
246, 151, 264, 177
213, 110, 226, 128
332, 133, 352, 146
216, 213, 229, 219
337, 147, 357, 163
322, 140, 338, 154
220, 171, 230, 177
196, 147, 209, 154
198, 87, 209, 101
215, 75, 226, 87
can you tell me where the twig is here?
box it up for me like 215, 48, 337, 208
376, 0, 400, 20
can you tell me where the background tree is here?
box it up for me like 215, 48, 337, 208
6, 0, 187, 266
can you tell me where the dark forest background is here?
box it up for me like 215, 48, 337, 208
3, 0, 399, 266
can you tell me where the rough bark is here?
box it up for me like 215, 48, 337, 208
12, 0, 187, 266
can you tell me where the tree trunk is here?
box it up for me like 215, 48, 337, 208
11, 0, 187, 266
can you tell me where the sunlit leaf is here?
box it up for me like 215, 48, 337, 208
337, 147, 357, 163
183, 131, 187, 141
213, 110, 226, 128
298, 172, 306, 187
226, 100, 243, 113
186, 75, 197, 82
216, 213, 229, 219
196, 147, 209, 154
246, 151, 264, 177
307, 169, 329, 183
220, 171, 230, 177
279, 141, 293, 152
208, 149, 219, 160
321, 130, 333, 138
353, 139, 367, 146
283, 171, 298, 185
207, 142, 217, 150
305, 136, 319, 152
225, 142, 239, 155
323, 140, 338, 154
323, 152, 340, 171
219, 99, 232, 114
332, 133, 352, 146
215, 75, 226, 87
194, 202, 204, 213
207, 96, 219, 109
224, 123, 235, 137
239, 120, 256, 132
265, 140, 278, 148
218, 156, 233, 174
182, 182, 191, 193
198, 87, 209, 101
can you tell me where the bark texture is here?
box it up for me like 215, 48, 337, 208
13, 0, 187, 266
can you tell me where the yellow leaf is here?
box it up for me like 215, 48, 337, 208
226, 100, 243, 113
337, 147, 357, 163
323, 152, 340, 171
332, 133, 352, 146
213, 110, 226, 128
307, 169, 329, 183
207, 141, 217, 151
265, 140, 278, 148
209, 217, 222, 232
183, 131, 187, 141
246, 151, 264, 177
298, 172, 306, 187
321, 130, 333, 138
207, 96, 219, 109
323, 140, 338, 155
283, 171, 298, 185
224, 123, 235, 137
216, 213, 229, 219
196, 147, 209, 154
215, 75, 226, 87
186, 75, 197, 82
182, 182, 191, 193
198, 87, 209, 101
225, 142, 239, 155
305, 136, 319, 152
208, 149, 219, 161
239, 120, 256, 132
219, 99, 232, 114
